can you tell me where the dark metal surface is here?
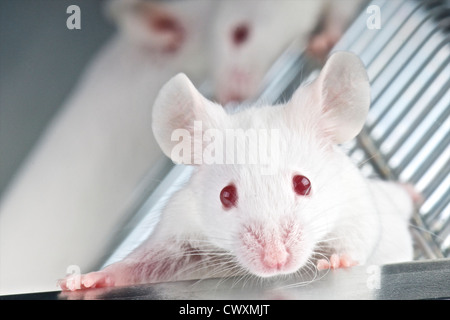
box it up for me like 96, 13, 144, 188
2, 258, 449, 300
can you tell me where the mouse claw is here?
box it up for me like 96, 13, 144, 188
58, 271, 115, 291
316, 253, 358, 271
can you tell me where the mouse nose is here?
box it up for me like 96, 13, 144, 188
262, 243, 289, 270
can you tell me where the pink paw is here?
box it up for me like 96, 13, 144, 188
307, 29, 342, 61
400, 183, 424, 206
316, 253, 358, 271
58, 271, 115, 291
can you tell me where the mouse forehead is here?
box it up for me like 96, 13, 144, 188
227, 104, 286, 129
199, 102, 325, 180
226, 103, 316, 147
234, 102, 317, 138
208, 107, 320, 177
215, 1, 266, 27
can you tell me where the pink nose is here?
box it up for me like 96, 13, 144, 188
262, 246, 289, 270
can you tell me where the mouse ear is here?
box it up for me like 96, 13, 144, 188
106, 0, 185, 52
294, 51, 370, 144
152, 73, 226, 165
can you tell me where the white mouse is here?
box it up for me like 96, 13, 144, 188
210, 0, 365, 104
0, 0, 213, 294
59, 51, 415, 291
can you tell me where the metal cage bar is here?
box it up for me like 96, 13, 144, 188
336, 0, 450, 259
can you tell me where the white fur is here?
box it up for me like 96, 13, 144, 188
60, 52, 414, 290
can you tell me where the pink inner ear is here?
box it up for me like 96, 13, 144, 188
321, 74, 348, 113
318, 61, 369, 144
153, 15, 178, 31
144, 8, 185, 53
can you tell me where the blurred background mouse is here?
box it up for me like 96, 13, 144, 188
210, 0, 364, 105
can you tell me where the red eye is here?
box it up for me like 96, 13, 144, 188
232, 23, 250, 46
220, 184, 238, 209
293, 175, 312, 196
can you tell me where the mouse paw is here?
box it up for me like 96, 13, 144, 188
399, 183, 424, 206
58, 271, 114, 291
316, 253, 358, 271
307, 29, 341, 61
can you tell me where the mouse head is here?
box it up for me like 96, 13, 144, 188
210, 0, 325, 104
152, 51, 370, 277
106, 0, 212, 53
